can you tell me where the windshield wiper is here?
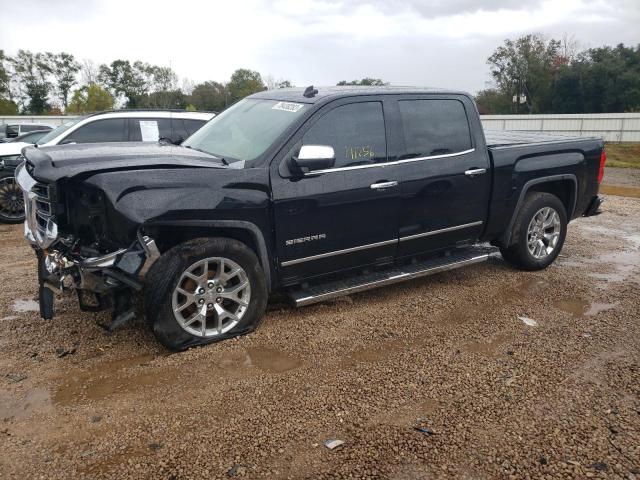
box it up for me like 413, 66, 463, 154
184, 145, 228, 165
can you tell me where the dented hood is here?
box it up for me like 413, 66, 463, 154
22, 142, 225, 182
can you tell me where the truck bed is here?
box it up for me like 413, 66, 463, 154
484, 130, 600, 148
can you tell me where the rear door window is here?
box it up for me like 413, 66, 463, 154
302, 102, 387, 168
398, 99, 472, 159
66, 118, 127, 143
129, 118, 172, 142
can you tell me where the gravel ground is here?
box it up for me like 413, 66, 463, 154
603, 166, 640, 188
1, 195, 639, 479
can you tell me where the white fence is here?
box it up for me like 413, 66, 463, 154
481, 113, 640, 142
2, 113, 640, 142
0, 115, 74, 128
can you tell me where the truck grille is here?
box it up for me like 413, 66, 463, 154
33, 183, 55, 237
16, 161, 59, 249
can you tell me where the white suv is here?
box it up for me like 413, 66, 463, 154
0, 110, 214, 223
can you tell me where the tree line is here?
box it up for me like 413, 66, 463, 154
0, 51, 297, 115
477, 35, 640, 114
0, 49, 388, 116
1, 36, 638, 116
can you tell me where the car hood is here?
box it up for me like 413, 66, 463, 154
0, 141, 28, 157
22, 142, 226, 182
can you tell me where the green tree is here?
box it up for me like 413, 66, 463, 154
0, 98, 18, 115
10, 50, 53, 113
337, 78, 387, 86
138, 90, 187, 109
133, 62, 183, 108
474, 88, 512, 114
576, 44, 640, 113
67, 83, 114, 114
487, 34, 562, 113
0, 50, 11, 101
189, 81, 227, 111
49, 52, 80, 111
98, 59, 146, 108
227, 69, 265, 103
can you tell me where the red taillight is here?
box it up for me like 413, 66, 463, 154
597, 149, 606, 184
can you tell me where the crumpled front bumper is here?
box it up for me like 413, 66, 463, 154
42, 235, 161, 295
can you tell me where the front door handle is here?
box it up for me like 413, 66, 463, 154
370, 181, 398, 190
464, 168, 487, 177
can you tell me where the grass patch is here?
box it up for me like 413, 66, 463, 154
605, 143, 640, 168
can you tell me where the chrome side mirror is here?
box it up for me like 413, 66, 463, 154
291, 145, 335, 174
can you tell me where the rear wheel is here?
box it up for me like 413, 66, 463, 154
500, 192, 567, 271
0, 172, 25, 224
144, 237, 268, 350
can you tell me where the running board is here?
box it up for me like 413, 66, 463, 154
287, 245, 497, 307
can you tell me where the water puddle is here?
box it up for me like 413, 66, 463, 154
219, 347, 302, 374
517, 277, 552, 293
556, 298, 590, 317
12, 299, 39, 313
345, 339, 407, 364
589, 250, 639, 284
555, 298, 618, 317
0, 388, 52, 421
55, 348, 301, 406
586, 302, 617, 316
54, 354, 171, 406
464, 333, 513, 357
372, 398, 440, 427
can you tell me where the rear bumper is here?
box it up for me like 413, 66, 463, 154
584, 195, 603, 216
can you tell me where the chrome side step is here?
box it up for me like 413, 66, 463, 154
287, 245, 497, 307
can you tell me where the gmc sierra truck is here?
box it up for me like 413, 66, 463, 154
16, 86, 605, 350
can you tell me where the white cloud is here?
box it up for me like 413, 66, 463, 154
0, 0, 638, 93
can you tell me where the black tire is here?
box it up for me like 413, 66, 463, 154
0, 171, 25, 224
500, 192, 568, 271
144, 237, 268, 351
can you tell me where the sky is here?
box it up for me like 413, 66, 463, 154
1, 0, 639, 94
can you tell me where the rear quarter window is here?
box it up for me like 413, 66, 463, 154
129, 118, 172, 142
398, 99, 472, 159
184, 119, 206, 136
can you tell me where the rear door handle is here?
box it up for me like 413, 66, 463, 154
464, 168, 487, 177
370, 181, 398, 190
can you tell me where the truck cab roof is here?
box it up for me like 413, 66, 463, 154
249, 86, 471, 104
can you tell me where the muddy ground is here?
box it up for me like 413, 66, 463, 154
1, 172, 639, 479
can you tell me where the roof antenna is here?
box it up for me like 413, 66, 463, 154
303, 85, 318, 98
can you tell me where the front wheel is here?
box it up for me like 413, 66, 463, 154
144, 237, 268, 350
500, 192, 567, 271
0, 172, 25, 224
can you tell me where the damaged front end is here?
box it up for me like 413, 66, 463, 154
16, 161, 160, 330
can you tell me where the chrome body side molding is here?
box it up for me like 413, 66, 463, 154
399, 221, 483, 242
280, 238, 397, 267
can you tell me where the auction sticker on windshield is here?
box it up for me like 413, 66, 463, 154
272, 102, 305, 113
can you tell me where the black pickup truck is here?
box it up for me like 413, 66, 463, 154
16, 87, 605, 350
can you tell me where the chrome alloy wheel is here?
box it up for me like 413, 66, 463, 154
526, 207, 561, 259
0, 176, 25, 220
171, 257, 251, 338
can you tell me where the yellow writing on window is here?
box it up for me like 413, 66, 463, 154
344, 145, 375, 161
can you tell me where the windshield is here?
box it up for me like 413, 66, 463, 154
36, 117, 85, 145
182, 98, 307, 163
